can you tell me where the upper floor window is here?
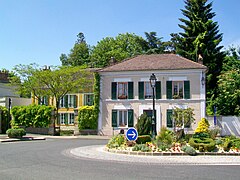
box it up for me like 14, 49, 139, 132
60, 95, 77, 108
111, 82, 133, 100
84, 94, 94, 106
38, 96, 49, 105
138, 81, 161, 100
167, 81, 190, 99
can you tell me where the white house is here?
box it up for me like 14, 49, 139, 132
97, 54, 207, 136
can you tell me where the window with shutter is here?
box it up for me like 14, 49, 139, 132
156, 81, 161, 99
128, 82, 133, 99
167, 109, 173, 128
111, 82, 117, 100
184, 81, 190, 99
128, 109, 134, 127
138, 82, 144, 99
167, 81, 172, 99
112, 110, 117, 127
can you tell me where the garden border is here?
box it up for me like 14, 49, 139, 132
105, 147, 240, 156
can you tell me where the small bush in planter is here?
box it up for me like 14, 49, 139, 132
181, 145, 197, 156
6, 128, 26, 138
136, 135, 152, 144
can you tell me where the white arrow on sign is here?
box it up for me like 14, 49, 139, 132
128, 131, 136, 138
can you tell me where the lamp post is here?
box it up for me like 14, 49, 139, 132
150, 73, 157, 138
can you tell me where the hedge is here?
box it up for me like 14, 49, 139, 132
11, 105, 55, 128
78, 106, 97, 130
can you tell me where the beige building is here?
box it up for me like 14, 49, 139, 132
97, 54, 207, 136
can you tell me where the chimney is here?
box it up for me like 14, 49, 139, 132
197, 54, 203, 65
0, 70, 10, 83
109, 57, 116, 66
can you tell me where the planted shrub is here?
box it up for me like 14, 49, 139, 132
78, 106, 97, 130
135, 113, 152, 135
132, 144, 151, 152
223, 140, 232, 152
11, 105, 54, 128
107, 134, 125, 149
189, 137, 216, 152
195, 118, 210, 134
181, 145, 197, 156
6, 128, 26, 138
136, 135, 152, 144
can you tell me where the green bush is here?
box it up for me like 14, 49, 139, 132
107, 134, 125, 149
0, 106, 9, 133
215, 139, 223, 145
11, 105, 54, 128
136, 135, 152, 144
135, 113, 152, 135
132, 144, 151, 152
223, 140, 232, 152
6, 128, 26, 138
156, 127, 175, 145
181, 145, 197, 156
192, 132, 210, 139
189, 137, 216, 152
78, 106, 97, 130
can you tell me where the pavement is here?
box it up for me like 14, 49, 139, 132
0, 133, 111, 143
2, 133, 240, 165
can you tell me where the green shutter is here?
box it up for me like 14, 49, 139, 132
128, 82, 133, 99
167, 109, 173, 128
112, 110, 117, 127
64, 113, 68, 125
73, 95, 77, 108
128, 109, 134, 127
138, 82, 144, 99
156, 81, 161, 99
167, 81, 172, 99
64, 95, 68, 108
38, 97, 41, 105
111, 82, 117, 100
45, 96, 49, 106
184, 81, 190, 99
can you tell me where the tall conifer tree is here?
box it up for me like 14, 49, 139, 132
174, 0, 225, 97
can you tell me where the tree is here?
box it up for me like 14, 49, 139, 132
215, 69, 240, 116
174, 0, 225, 98
11, 64, 92, 134
135, 113, 152, 135
90, 33, 147, 67
207, 46, 240, 115
144, 32, 164, 54
60, 32, 90, 66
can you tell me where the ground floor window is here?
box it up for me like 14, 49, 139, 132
112, 109, 134, 128
59, 113, 75, 125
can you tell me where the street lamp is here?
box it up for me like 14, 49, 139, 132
150, 73, 157, 138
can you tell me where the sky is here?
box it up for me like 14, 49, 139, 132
1, 0, 240, 71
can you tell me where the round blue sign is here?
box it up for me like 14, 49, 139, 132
126, 127, 138, 141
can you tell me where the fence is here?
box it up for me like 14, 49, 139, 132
207, 116, 240, 137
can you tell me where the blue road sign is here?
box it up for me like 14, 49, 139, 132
126, 127, 138, 141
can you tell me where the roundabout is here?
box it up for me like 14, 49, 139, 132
67, 145, 240, 165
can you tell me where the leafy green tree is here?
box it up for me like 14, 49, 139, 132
11, 64, 92, 134
60, 32, 90, 66
215, 69, 240, 115
90, 33, 147, 67
207, 46, 240, 115
174, 0, 225, 98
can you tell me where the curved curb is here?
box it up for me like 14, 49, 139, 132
67, 145, 240, 165
105, 147, 240, 156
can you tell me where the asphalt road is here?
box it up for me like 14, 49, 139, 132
0, 139, 240, 180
